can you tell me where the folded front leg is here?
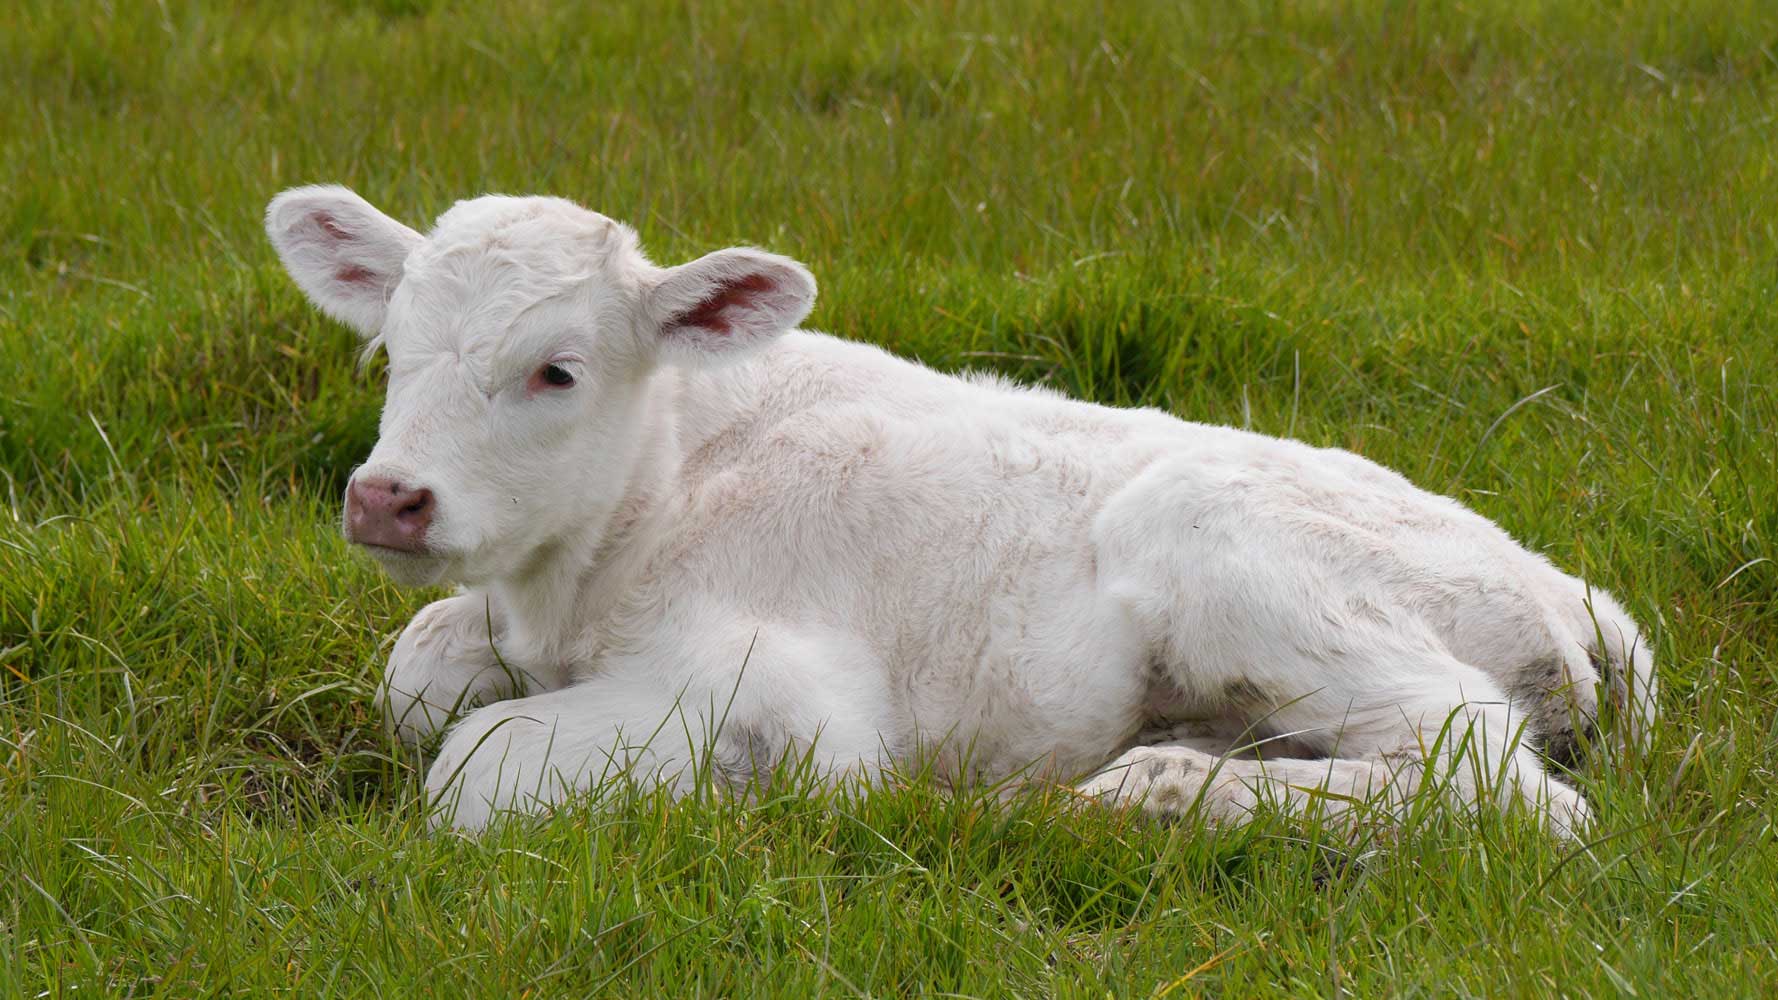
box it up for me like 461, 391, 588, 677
422, 617, 894, 829
381, 592, 558, 749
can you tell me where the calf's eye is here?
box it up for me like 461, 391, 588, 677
540, 363, 574, 388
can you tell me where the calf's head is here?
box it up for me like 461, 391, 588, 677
266, 186, 816, 586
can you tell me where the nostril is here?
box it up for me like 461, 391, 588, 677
395, 490, 434, 523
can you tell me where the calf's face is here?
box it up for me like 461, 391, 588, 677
266, 186, 816, 587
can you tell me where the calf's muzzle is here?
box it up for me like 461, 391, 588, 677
345, 475, 435, 552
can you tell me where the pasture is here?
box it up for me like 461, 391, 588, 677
3, 0, 1776, 994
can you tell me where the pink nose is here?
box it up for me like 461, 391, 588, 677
345, 476, 435, 552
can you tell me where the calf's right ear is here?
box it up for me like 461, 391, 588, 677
265, 185, 423, 339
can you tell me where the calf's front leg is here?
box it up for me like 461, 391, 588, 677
381, 592, 556, 749
423, 620, 893, 830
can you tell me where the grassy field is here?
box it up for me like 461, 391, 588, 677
4, 0, 1777, 994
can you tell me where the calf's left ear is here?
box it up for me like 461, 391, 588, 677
642, 247, 817, 364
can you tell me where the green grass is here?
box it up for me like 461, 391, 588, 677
3, 0, 1776, 994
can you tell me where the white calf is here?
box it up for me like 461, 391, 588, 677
266, 186, 1656, 835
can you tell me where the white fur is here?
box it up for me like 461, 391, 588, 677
268, 188, 1658, 836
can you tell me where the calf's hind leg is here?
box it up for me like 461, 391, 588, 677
1081, 657, 1591, 838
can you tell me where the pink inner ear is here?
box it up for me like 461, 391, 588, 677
672, 273, 777, 335
312, 211, 352, 241
311, 210, 376, 286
